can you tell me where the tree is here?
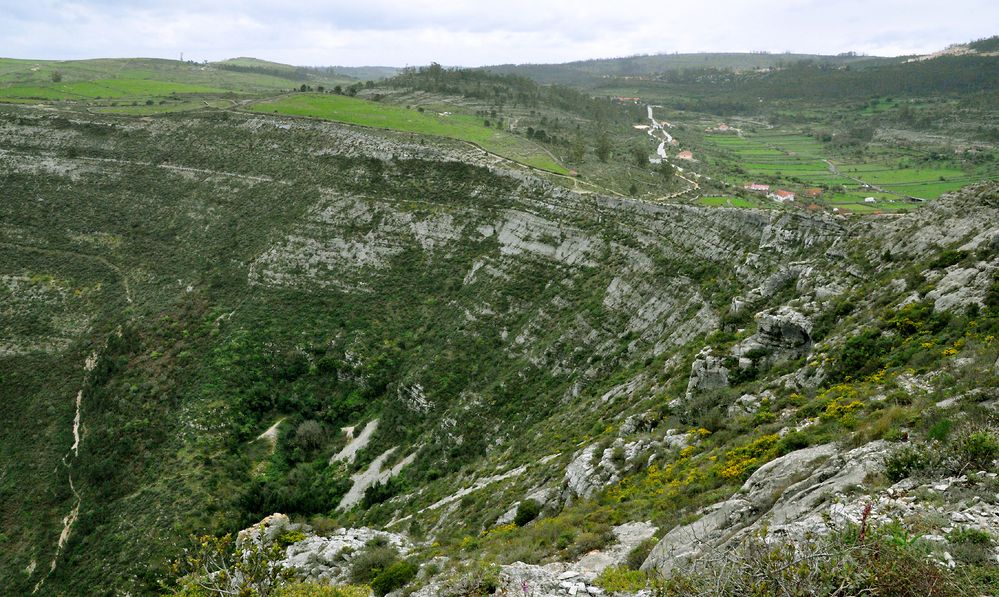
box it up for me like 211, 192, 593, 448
569, 135, 586, 163
631, 145, 647, 167
50, 70, 62, 83
596, 134, 612, 163
514, 499, 542, 526
658, 160, 676, 181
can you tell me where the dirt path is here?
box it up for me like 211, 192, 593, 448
32, 347, 99, 593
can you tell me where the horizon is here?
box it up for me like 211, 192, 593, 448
1, 0, 996, 68
0, 41, 987, 71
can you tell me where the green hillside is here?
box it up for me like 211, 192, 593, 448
249, 93, 569, 173
483, 51, 892, 85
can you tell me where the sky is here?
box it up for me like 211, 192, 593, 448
1, 0, 995, 66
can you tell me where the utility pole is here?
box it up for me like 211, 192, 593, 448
180, 52, 184, 63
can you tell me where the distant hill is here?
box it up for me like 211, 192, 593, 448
0, 56, 357, 96
322, 66, 400, 81
482, 52, 892, 86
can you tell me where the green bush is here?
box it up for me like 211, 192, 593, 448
951, 429, 999, 472
776, 431, 811, 455
948, 527, 995, 565
626, 537, 659, 570
514, 499, 542, 527
349, 543, 400, 584
929, 250, 968, 269
274, 529, 307, 549
370, 560, 418, 596
884, 444, 936, 481
594, 565, 647, 592
568, 529, 613, 558
276, 583, 371, 597
656, 523, 974, 596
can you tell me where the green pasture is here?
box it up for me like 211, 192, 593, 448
0, 78, 229, 100
248, 93, 569, 174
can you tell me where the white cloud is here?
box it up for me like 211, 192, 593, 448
0, 0, 994, 65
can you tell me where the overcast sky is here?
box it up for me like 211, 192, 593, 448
1, 1, 995, 66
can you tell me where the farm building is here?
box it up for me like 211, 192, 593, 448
769, 189, 796, 203
864, 197, 877, 204
744, 183, 770, 192
706, 123, 742, 134
676, 150, 695, 161
803, 188, 823, 199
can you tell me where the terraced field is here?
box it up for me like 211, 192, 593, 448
701, 129, 997, 211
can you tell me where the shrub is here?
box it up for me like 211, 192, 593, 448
276, 583, 371, 597
626, 537, 659, 570
832, 328, 893, 381
349, 543, 399, 584
435, 561, 501, 596
594, 565, 647, 592
568, 529, 613, 558
514, 499, 542, 527
884, 444, 936, 481
170, 533, 293, 596
274, 529, 307, 549
950, 428, 999, 472
370, 560, 418, 596
654, 522, 974, 596
776, 431, 811, 455
927, 418, 953, 441
947, 527, 994, 565
293, 419, 327, 453
929, 250, 968, 270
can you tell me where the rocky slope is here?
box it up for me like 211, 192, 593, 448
1, 102, 997, 594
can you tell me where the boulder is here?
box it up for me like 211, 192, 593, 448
755, 307, 812, 350
642, 442, 896, 573
685, 347, 730, 398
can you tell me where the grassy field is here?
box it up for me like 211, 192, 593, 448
0, 57, 357, 103
0, 78, 230, 100
248, 93, 569, 174
698, 128, 995, 209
